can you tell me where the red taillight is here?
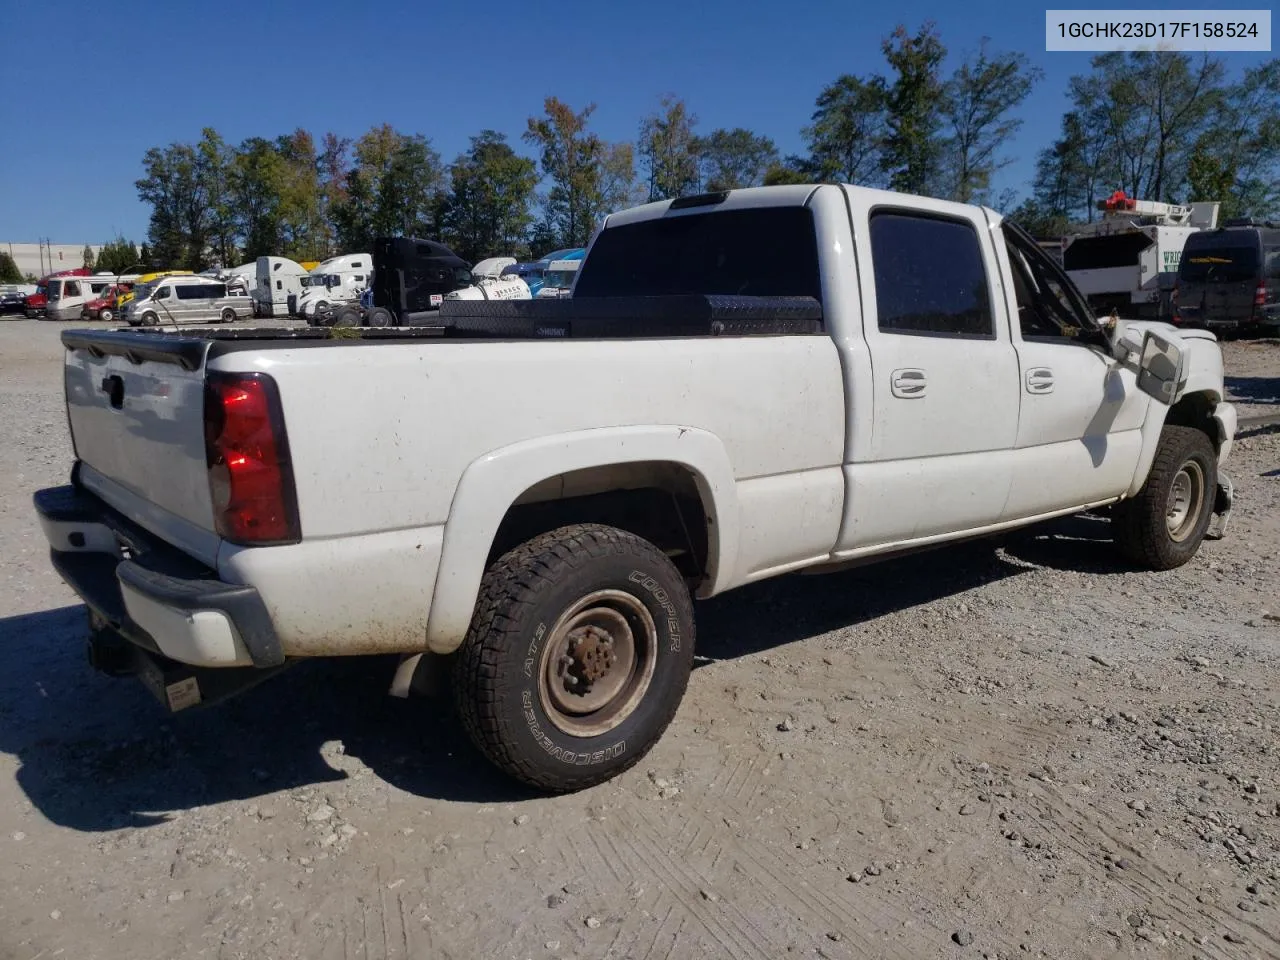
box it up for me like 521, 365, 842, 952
204, 372, 299, 544
1255, 283, 1267, 308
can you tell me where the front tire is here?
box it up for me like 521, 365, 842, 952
1113, 425, 1217, 570
454, 524, 694, 792
366, 306, 393, 328
139, 311, 159, 327
99, 308, 113, 323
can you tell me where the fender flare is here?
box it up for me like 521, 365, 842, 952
423, 425, 739, 654
1126, 387, 1225, 497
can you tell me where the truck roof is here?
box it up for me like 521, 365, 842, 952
603, 184, 1002, 229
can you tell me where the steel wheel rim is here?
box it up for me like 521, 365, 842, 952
538, 589, 657, 738
1166, 460, 1205, 542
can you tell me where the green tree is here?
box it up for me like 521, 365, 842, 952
136, 133, 224, 269
232, 137, 286, 259
524, 98, 614, 248
880, 23, 947, 195
442, 130, 539, 261
0, 252, 21, 284
762, 160, 812, 186
1187, 59, 1280, 217
334, 125, 445, 250
639, 95, 700, 200
941, 41, 1040, 202
698, 128, 778, 191
198, 128, 237, 267
276, 129, 326, 259
81, 244, 96, 270
95, 236, 141, 275
802, 75, 888, 185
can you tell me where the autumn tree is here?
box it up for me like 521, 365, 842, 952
525, 98, 628, 248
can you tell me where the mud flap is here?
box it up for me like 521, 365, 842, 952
387, 652, 449, 699
1206, 471, 1234, 541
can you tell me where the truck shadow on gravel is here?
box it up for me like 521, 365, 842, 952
1, 524, 1128, 829
1225, 374, 1280, 407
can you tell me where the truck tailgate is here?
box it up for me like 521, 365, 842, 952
62, 330, 218, 561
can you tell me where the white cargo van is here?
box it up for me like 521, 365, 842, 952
121, 277, 253, 326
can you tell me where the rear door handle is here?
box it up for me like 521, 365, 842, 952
890, 368, 926, 398
1026, 367, 1054, 394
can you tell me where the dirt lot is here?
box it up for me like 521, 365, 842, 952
1, 319, 1277, 960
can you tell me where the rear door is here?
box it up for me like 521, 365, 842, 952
1180, 233, 1262, 327
843, 193, 1021, 546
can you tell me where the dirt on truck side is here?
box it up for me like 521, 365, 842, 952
1, 320, 1278, 960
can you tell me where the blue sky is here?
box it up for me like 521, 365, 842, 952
0, 0, 1271, 243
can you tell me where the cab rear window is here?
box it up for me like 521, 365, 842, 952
574, 207, 821, 300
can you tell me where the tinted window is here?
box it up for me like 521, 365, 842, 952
176, 285, 201, 300
1267, 248, 1280, 281
1182, 235, 1264, 284
574, 207, 821, 300
870, 212, 992, 336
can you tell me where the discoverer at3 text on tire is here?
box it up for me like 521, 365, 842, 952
1112, 425, 1217, 570
453, 524, 695, 792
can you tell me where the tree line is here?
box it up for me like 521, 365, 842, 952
124, 23, 1279, 270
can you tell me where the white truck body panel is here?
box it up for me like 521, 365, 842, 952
47, 184, 1236, 669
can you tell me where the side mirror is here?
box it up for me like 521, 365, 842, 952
1135, 330, 1186, 406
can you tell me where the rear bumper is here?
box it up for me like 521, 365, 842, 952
34, 485, 283, 669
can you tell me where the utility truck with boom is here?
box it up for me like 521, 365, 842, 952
1063, 190, 1219, 321
36, 184, 1237, 793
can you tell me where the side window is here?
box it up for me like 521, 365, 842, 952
276, 280, 283, 290
64, 281, 81, 297
155, 286, 171, 300
869, 211, 993, 337
1266, 248, 1280, 281
351, 261, 363, 269
353, 275, 364, 283
176, 285, 198, 300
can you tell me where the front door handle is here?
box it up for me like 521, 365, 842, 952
1026, 367, 1054, 394
890, 368, 926, 398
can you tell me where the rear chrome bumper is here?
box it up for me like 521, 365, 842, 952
33, 484, 284, 670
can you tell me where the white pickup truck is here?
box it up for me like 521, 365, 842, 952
36, 184, 1237, 792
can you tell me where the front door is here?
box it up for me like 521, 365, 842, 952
842, 194, 1021, 547
996, 221, 1150, 518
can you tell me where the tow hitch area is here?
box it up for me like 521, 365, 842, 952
87, 613, 291, 712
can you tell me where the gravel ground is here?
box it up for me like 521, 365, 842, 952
1, 319, 1277, 960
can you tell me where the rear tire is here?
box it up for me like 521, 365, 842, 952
453, 524, 694, 792
331, 306, 361, 327
1112, 425, 1217, 570
366, 306, 393, 328
220, 307, 236, 324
